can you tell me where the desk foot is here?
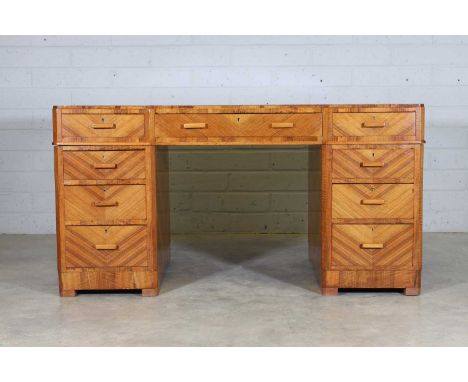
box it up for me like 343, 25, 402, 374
321, 287, 338, 296
60, 289, 77, 297
142, 288, 159, 297
404, 287, 420, 296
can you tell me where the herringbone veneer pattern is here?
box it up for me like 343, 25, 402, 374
332, 148, 414, 182
331, 224, 414, 270
155, 113, 322, 139
332, 184, 414, 219
64, 225, 148, 268
64, 185, 147, 222
62, 114, 145, 139
332, 112, 415, 137
63, 150, 146, 180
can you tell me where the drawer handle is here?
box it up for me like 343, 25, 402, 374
94, 201, 119, 207
361, 122, 386, 128
183, 123, 207, 129
94, 163, 117, 169
271, 122, 294, 128
95, 244, 119, 250
91, 123, 116, 129
360, 161, 385, 168
360, 243, 384, 249
361, 199, 385, 205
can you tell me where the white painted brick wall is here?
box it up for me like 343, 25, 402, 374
0, 35, 467, 233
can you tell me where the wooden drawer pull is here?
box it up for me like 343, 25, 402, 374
361, 122, 386, 128
94, 201, 119, 207
95, 244, 119, 250
183, 123, 207, 129
93, 163, 117, 169
360, 243, 384, 249
91, 123, 116, 129
271, 122, 294, 128
361, 199, 385, 205
360, 161, 385, 168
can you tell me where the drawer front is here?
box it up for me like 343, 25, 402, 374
63, 150, 146, 181
332, 112, 415, 138
64, 225, 148, 269
238, 113, 322, 137
156, 113, 236, 139
332, 184, 414, 219
332, 147, 414, 182
62, 113, 146, 141
331, 224, 414, 270
64, 185, 146, 223
155, 113, 322, 140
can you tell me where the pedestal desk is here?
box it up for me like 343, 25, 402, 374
53, 104, 424, 297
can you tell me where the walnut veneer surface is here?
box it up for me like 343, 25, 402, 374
53, 104, 424, 296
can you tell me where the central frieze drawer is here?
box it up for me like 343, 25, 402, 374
64, 225, 149, 269
331, 224, 414, 270
63, 150, 146, 181
155, 113, 322, 139
64, 185, 147, 224
332, 184, 414, 219
332, 147, 415, 182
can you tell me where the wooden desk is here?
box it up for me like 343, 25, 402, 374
53, 104, 424, 297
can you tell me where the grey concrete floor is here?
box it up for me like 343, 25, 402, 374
0, 233, 467, 346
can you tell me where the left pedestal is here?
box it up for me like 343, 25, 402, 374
54, 144, 170, 297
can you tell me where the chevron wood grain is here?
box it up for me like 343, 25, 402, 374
331, 224, 414, 270
63, 185, 147, 224
332, 112, 416, 138
64, 225, 148, 268
154, 113, 322, 144
332, 184, 414, 220
238, 113, 322, 137
61, 113, 146, 142
63, 150, 146, 181
332, 147, 414, 183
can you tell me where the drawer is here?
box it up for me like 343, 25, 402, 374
332, 112, 415, 138
155, 113, 322, 140
64, 185, 146, 224
332, 147, 414, 182
332, 184, 413, 220
61, 113, 146, 141
64, 225, 148, 269
331, 224, 414, 270
63, 150, 146, 181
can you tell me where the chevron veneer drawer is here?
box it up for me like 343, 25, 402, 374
64, 225, 149, 269
60, 112, 146, 143
63, 149, 146, 181
63, 185, 147, 224
332, 184, 414, 220
332, 112, 415, 138
331, 224, 414, 270
332, 147, 415, 183
155, 113, 322, 142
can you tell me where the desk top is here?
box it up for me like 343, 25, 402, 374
54, 104, 423, 113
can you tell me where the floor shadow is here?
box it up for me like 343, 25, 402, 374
161, 234, 320, 294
